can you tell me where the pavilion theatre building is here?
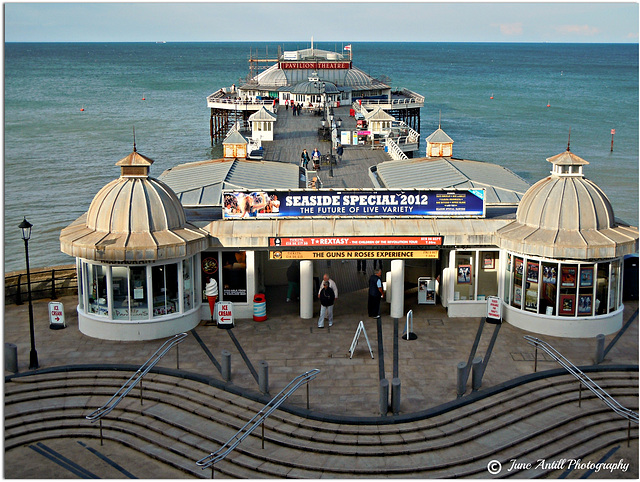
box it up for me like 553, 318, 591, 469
61, 141, 637, 341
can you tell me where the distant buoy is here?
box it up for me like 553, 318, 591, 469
546, 101, 551, 107
142, 97, 146, 101
490, 93, 494, 100
80, 107, 84, 111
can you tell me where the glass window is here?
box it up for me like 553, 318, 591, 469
477, 251, 498, 301
596, 262, 609, 315
610, 259, 621, 311
77, 260, 84, 311
130, 266, 149, 320
152, 263, 179, 317
454, 251, 475, 301
222, 251, 247, 303
540, 262, 558, 315
503, 254, 512, 305
512, 256, 524, 308
86, 263, 109, 317
112, 266, 129, 320
559, 265, 578, 316
577, 264, 595, 316
524, 260, 539, 313
183, 257, 193, 311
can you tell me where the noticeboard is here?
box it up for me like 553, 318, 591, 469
486, 296, 502, 324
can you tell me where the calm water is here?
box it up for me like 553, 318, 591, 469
4, 42, 638, 272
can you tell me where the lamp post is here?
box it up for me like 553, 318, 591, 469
328, 112, 334, 177
19, 217, 39, 370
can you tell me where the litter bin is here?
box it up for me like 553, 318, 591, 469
253, 294, 267, 322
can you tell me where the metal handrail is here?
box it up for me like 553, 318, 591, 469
85, 332, 188, 422
524, 336, 638, 424
196, 368, 320, 470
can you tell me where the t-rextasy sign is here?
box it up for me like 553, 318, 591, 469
223, 189, 485, 219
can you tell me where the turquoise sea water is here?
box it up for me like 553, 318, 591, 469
4, 42, 638, 272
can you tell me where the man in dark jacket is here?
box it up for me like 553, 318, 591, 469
317, 281, 335, 328
368, 269, 384, 318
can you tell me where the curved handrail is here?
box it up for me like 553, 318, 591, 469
85, 332, 188, 422
196, 368, 320, 470
524, 336, 638, 424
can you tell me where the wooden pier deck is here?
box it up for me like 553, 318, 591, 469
260, 105, 392, 189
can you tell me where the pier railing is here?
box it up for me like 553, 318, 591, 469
196, 368, 321, 475
385, 138, 409, 160
524, 336, 638, 424
5, 265, 77, 305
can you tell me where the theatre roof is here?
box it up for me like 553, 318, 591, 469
159, 158, 301, 207
372, 157, 531, 204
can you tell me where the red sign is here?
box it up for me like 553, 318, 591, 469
269, 236, 442, 247
216, 302, 234, 327
279, 61, 351, 70
611, 129, 616, 135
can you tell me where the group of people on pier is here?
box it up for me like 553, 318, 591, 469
300, 148, 322, 170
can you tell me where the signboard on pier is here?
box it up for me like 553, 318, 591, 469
269, 236, 442, 248
269, 250, 439, 260
223, 189, 485, 219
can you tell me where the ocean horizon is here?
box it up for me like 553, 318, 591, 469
4, 41, 638, 272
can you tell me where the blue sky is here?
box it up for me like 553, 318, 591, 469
4, 1, 639, 43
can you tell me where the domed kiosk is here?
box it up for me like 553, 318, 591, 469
497, 146, 638, 337
60, 146, 209, 340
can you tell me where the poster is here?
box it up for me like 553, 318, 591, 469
222, 252, 247, 303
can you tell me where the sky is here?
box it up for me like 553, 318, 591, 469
3, 1, 639, 43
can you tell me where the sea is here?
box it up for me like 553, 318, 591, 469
4, 42, 639, 273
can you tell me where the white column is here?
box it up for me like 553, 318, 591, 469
300, 260, 313, 319
390, 259, 405, 319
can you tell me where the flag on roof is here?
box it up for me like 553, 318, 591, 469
344, 44, 352, 51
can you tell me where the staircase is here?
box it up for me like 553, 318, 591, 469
5, 368, 638, 478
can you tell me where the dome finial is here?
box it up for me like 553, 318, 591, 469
567, 127, 571, 152
438, 110, 441, 129
133, 126, 137, 153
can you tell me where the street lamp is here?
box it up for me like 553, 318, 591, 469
328, 112, 335, 177
19, 217, 39, 370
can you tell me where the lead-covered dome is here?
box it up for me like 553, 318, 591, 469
60, 147, 208, 262
497, 148, 638, 259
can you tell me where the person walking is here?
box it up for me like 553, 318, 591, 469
317, 281, 335, 328
286, 261, 300, 302
300, 149, 310, 169
367, 269, 384, 318
336, 143, 343, 163
205, 276, 218, 325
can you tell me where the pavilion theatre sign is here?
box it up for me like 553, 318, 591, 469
223, 189, 485, 219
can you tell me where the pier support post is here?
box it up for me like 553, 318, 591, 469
221, 350, 231, 382
379, 379, 389, 416
471, 356, 483, 391
300, 260, 313, 319
456, 361, 467, 397
5, 343, 18, 373
259, 361, 269, 395
391, 378, 401, 415
390, 260, 405, 319
595, 334, 605, 364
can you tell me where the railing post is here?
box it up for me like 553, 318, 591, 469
306, 383, 310, 410
578, 381, 582, 407
628, 419, 631, 447
51, 269, 56, 299
176, 343, 180, 370
99, 419, 103, 446
16, 274, 23, 305
534, 345, 538, 372
140, 379, 143, 405
261, 421, 265, 449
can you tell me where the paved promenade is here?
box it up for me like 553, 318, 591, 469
4, 284, 637, 417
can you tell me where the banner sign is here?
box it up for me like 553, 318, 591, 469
223, 189, 485, 219
269, 250, 439, 260
269, 236, 442, 248
279, 61, 351, 70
